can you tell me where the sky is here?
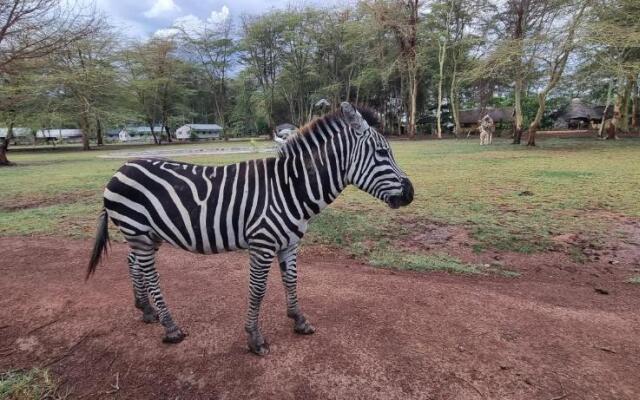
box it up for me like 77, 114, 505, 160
94, 0, 334, 39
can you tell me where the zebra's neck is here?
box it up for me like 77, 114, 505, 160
276, 116, 352, 219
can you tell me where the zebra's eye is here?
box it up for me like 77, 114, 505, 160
376, 149, 388, 157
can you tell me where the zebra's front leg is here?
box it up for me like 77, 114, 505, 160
245, 246, 275, 356
278, 245, 315, 335
133, 248, 186, 344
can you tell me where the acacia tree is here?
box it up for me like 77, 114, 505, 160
122, 38, 188, 144
0, 0, 98, 165
50, 27, 122, 150
526, 1, 590, 146
240, 12, 287, 134
585, 0, 640, 139
492, 0, 562, 144
178, 13, 236, 129
370, 0, 420, 138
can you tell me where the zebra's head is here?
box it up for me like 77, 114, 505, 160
341, 102, 414, 209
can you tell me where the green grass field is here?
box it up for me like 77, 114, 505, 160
2, 137, 639, 272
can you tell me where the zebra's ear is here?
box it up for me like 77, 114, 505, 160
341, 102, 370, 135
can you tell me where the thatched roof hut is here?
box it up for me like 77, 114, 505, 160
552, 99, 613, 129
459, 107, 514, 127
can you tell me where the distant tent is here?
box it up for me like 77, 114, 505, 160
459, 107, 514, 127
175, 124, 223, 140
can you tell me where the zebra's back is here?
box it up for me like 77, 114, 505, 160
104, 158, 270, 254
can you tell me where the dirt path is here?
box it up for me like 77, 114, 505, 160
1, 237, 639, 399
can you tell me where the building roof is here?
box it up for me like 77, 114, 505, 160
0, 127, 31, 138
185, 124, 223, 131
553, 99, 614, 122
121, 126, 164, 134
459, 107, 514, 125
36, 129, 83, 138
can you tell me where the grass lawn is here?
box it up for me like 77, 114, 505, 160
2, 136, 639, 271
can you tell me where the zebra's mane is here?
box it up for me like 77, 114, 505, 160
276, 105, 380, 158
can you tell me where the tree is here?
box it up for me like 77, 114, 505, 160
585, 0, 640, 139
0, 0, 99, 164
240, 12, 287, 134
492, 0, 564, 144
122, 38, 189, 144
526, 1, 590, 146
49, 27, 122, 150
177, 11, 236, 129
370, 0, 421, 138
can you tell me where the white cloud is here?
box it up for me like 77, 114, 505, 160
153, 27, 180, 38
153, 5, 230, 38
207, 5, 229, 25
174, 14, 203, 36
144, 0, 181, 18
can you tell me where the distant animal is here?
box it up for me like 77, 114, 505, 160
479, 114, 494, 145
87, 102, 414, 356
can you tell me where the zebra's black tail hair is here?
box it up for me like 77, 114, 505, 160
86, 209, 110, 280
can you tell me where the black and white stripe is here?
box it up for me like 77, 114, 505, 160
88, 102, 414, 354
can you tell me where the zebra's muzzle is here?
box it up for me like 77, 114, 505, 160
387, 178, 414, 209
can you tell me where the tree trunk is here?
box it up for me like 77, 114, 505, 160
0, 122, 14, 166
619, 75, 633, 132
607, 94, 622, 140
79, 115, 90, 151
408, 70, 417, 138
632, 80, 638, 131
148, 121, 160, 145
527, 93, 546, 146
165, 124, 172, 142
436, 40, 447, 139
599, 79, 614, 138
450, 61, 461, 138
512, 78, 524, 144
96, 117, 103, 146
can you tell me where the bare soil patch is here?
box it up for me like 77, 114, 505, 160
1, 236, 639, 399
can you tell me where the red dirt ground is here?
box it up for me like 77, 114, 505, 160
1, 236, 639, 400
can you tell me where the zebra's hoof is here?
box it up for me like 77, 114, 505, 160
162, 327, 186, 344
294, 321, 315, 335
142, 311, 159, 324
248, 341, 269, 356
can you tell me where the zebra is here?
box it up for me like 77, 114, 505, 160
87, 102, 414, 356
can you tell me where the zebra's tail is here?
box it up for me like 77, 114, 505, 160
86, 209, 110, 280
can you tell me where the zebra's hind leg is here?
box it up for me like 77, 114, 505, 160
245, 245, 276, 356
132, 247, 186, 344
278, 245, 315, 335
127, 253, 158, 323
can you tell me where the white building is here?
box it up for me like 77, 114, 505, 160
118, 126, 163, 142
36, 129, 84, 142
0, 127, 32, 139
175, 124, 223, 140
